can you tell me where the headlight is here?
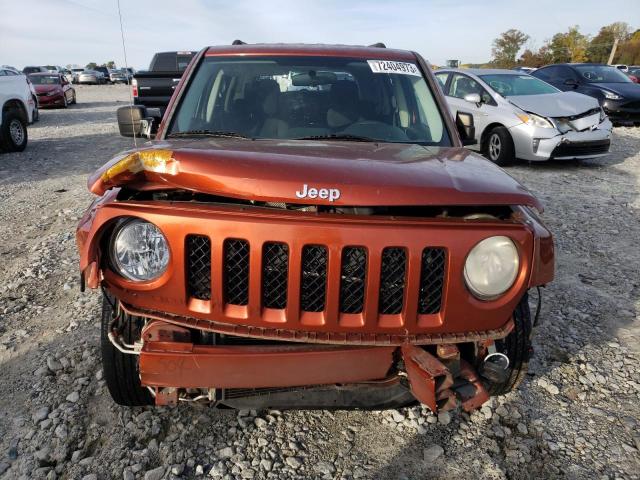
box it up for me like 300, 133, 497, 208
464, 236, 519, 300
603, 90, 622, 100
516, 113, 554, 129
110, 219, 169, 281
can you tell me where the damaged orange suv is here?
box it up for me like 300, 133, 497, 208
76, 43, 554, 412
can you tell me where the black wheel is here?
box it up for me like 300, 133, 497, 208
62, 94, 68, 109
71, 91, 77, 104
482, 294, 532, 396
0, 110, 28, 152
483, 126, 514, 166
101, 292, 153, 406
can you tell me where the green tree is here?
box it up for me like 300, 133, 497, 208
518, 45, 553, 67
616, 29, 640, 64
86, 62, 97, 70
587, 22, 631, 63
491, 29, 530, 68
549, 26, 589, 63
106, 61, 116, 69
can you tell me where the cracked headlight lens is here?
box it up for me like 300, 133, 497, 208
110, 219, 169, 281
464, 236, 519, 300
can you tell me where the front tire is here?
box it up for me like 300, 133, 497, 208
483, 127, 515, 166
0, 110, 28, 152
482, 294, 532, 396
101, 293, 153, 406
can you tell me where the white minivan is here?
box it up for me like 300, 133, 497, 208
0, 67, 36, 152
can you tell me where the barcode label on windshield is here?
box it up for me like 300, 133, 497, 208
368, 60, 421, 76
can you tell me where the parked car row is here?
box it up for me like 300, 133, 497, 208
0, 66, 78, 153
20, 65, 135, 85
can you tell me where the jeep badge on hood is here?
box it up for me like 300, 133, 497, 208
295, 184, 341, 202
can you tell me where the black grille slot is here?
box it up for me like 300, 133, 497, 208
186, 235, 211, 300
262, 243, 289, 309
418, 248, 446, 314
339, 247, 367, 314
300, 245, 328, 312
379, 248, 407, 314
551, 139, 610, 158
223, 239, 249, 305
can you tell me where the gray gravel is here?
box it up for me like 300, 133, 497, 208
0, 85, 639, 479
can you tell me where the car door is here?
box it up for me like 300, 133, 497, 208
444, 73, 497, 149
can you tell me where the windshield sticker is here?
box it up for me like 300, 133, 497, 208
368, 60, 421, 76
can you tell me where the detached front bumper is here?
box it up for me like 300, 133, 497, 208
119, 318, 493, 411
510, 118, 612, 161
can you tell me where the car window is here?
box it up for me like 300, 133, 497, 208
0, 70, 6, 76
449, 73, 492, 103
170, 56, 451, 146
435, 72, 449, 89
479, 74, 558, 96
29, 75, 61, 85
574, 65, 632, 83
533, 66, 557, 81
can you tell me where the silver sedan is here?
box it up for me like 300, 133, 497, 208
435, 68, 612, 164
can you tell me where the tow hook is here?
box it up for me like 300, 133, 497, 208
479, 349, 510, 383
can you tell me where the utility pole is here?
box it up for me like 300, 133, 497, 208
607, 38, 619, 65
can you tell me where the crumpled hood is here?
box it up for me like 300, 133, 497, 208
89, 139, 543, 210
508, 91, 599, 118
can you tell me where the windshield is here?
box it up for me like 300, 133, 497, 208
480, 74, 558, 96
29, 75, 60, 85
169, 56, 450, 145
574, 65, 632, 83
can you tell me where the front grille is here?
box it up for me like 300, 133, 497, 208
184, 239, 447, 318
339, 247, 367, 314
300, 245, 328, 312
262, 243, 289, 309
223, 239, 249, 305
551, 139, 610, 158
379, 248, 407, 314
418, 248, 446, 314
186, 235, 211, 300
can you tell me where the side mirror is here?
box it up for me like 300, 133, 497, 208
456, 111, 476, 146
117, 105, 147, 137
463, 93, 481, 104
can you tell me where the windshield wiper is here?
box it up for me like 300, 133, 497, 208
295, 134, 377, 142
168, 130, 252, 139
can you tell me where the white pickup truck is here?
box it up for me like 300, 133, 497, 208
0, 66, 37, 152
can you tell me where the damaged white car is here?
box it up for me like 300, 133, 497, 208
435, 69, 612, 164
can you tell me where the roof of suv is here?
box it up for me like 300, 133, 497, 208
204, 43, 417, 61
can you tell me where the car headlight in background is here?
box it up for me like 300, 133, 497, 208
110, 219, 169, 281
603, 90, 622, 100
516, 113, 554, 129
464, 236, 519, 300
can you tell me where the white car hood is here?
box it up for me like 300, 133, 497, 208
508, 91, 599, 118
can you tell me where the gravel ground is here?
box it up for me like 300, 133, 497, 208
0, 85, 639, 480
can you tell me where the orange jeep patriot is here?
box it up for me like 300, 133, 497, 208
76, 43, 554, 411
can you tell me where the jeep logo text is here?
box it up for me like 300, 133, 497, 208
295, 184, 341, 202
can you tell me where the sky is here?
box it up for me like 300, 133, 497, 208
1, 0, 639, 70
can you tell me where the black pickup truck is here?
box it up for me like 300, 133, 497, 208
132, 51, 196, 112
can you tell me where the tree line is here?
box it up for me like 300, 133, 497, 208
490, 22, 640, 68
